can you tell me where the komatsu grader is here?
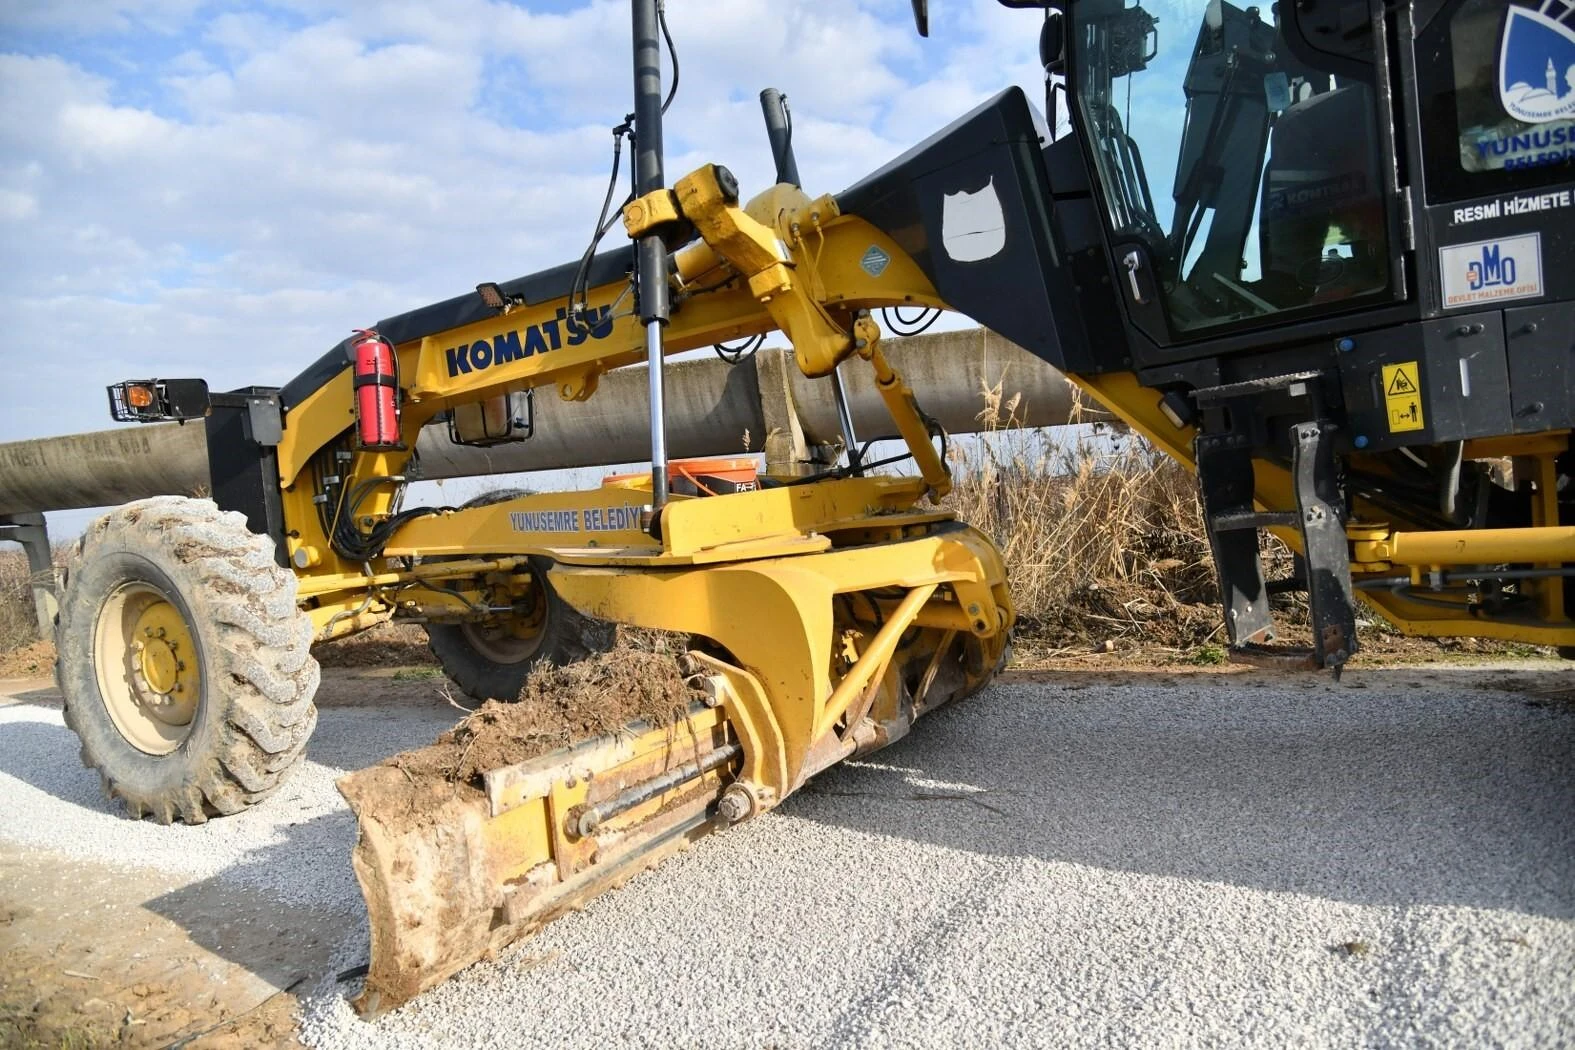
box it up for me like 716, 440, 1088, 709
56, 0, 1574, 1013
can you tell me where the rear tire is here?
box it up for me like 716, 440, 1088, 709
423, 489, 613, 702
425, 559, 614, 702
54, 497, 319, 824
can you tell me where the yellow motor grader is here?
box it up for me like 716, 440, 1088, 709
58, 0, 1574, 1013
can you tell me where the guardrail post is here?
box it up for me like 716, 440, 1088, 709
0, 512, 57, 638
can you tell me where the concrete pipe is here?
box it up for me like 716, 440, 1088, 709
0, 328, 1094, 516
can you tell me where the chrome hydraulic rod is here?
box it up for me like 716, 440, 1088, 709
831, 364, 862, 470
571, 742, 743, 838
645, 321, 669, 504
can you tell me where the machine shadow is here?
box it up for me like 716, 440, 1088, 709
0, 702, 453, 817
0, 719, 120, 816
781, 665, 1575, 919
3, 685, 61, 706
0, 712, 376, 998
141, 810, 358, 999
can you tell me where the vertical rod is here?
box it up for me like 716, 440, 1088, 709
645, 323, 668, 498
632, 0, 671, 507
831, 366, 862, 470
758, 88, 800, 187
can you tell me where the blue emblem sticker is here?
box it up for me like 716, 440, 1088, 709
1499, 3, 1575, 124
860, 245, 890, 277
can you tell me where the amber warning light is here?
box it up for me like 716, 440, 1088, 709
107, 378, 212, 424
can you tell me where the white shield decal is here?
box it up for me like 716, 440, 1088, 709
940, 177, 1007, 263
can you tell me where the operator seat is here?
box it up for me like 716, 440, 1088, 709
1256, 81, 1389, 309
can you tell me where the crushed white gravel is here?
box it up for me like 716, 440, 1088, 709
2, 665, 1571, 1048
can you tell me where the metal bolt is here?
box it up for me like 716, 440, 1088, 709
716, 786, 752, 825
854, 338, 867, 349
967, 603, 981, 615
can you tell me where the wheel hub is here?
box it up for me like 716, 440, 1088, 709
458, 581, 548, 664
95, 583, 201, 754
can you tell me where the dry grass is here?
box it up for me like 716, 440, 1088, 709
946, 382, 1296, 654
0, 547, 60, 654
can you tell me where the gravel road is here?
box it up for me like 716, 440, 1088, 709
2, 663, 1572, 1048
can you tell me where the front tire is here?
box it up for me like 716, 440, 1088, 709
54, 497, 319, 824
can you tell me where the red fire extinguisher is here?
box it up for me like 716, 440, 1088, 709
348, 329, 403, 450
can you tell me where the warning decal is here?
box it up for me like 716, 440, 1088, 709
1382, 361, 1425, 433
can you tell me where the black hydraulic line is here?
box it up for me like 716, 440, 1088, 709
1356, 567, 1575, 588
759, 88, 800, 187
571, 743, 742, 838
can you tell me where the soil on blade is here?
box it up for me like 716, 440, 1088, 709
342, 649, 710, 835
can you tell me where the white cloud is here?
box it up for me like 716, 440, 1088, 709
0, 0, 1054, 471
0, 188, 38, 220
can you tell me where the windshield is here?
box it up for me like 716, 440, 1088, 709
1072, 0, 1392, 334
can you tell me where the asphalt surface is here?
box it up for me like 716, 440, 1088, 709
1, 663, 1572, 1048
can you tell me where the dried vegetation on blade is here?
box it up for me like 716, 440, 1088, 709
384, 648, 706, 788
344, 645, 709, 836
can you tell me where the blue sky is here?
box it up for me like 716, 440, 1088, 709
0, 0, 1050, 535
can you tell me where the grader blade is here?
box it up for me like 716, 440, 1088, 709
339, 529, 1013, 1015
338, 697, 736, 1016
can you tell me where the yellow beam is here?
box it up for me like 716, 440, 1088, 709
1354, 526, 1575, 567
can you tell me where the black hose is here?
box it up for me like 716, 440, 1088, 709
569, 122, 633, 326
714, 333, 765, 364
882, 305, 942, 337
657, 0, 680, 114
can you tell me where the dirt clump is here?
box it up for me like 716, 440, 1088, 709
457, 648, 706, 779
346, 648, 711, 831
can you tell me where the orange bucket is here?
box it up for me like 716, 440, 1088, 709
602, 457, 760, 497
